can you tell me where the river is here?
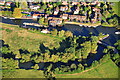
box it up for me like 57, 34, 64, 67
1, 16, 119, 46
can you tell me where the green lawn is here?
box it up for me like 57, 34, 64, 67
2, 69, 45, 78
112, 2, 120, 17
56, 60, 119, 78
1, 23, 62, 54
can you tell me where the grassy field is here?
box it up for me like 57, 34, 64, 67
2, 69, 45, 78
112, 2, 120, 17
1, 23, 62, 54
56, 60, 119, 78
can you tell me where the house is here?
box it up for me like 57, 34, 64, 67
81, 2, 88, 6
30, 5, 40, 10
0, 1, 5, 5
81, 16, 87, 21
91, 18, 98, 23
69, 15, 87, 22
54, 11, 59, 15
54, 7, 59, 15
61, 14, 68, 19
72, 2, 79, 5
32, 14, 41, 18
74, 7, 80, 14
49, 17, 63, 26
62, 1, 68, 5
49, 21, 56, 26
6, 1, 13, 6
91, 0, 99, 5
60, 6, 68, 11
48, 4, 53, 8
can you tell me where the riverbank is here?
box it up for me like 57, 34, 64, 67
64, 22, 101, 28
0, 15, 34, 20
101, 24, 118, 28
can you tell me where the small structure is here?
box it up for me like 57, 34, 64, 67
62, 1, 68, 5
41, 29, 49, 33
30, 5, 40, 10
72, 2, 79, 5
74, 7, 80, 14
32, 14, 40, 18
6, 1, 13, 6
0, 1, 5, 5
49, 17, 63, 26
61, 14, 68, 19
54, 11, 59, 15
60, 6, 68, 11
54, 7, 59, 15
69, 15, 86, 22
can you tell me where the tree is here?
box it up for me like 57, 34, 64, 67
15, 52, 21, 59
91, 60, 99, 67
20, 54, 31, 63
2, 58, 19, 69
47, 64, 53, 72
41, 3, 47, 10
32, 64, 39, 70
70, 63, 77, 70
103, 49, 108, 53
39, 17, 44, 25
64, 31, 73, 37
114, 40, 120, 50
78, 64, 84, 70
13, 8, 22, 18
19, 0, 28, 8
1, 46, 11, 54
51, 29, 58, 36
58, 30, 65, 37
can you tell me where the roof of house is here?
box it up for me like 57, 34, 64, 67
33, 14, 41, 16
62, 1, 68, 5
6, 1, 13, 4
0, 1, 5, 3
72, 2, 79, 5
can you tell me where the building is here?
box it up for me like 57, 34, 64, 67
54, 7, 59, 15
30, 5, 40, 10
0, 1, 5, 5
72, 2, 79, 5
32, 14, 40, 18
74, 7, 80, 14
60, 6, 68, 11
69, 15, 86, 22
48, 17, 63, 26
62, 1, 68, 5
6, 1, 13, 6
60, 14, 68, 19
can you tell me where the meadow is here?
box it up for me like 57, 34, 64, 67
56, 59, 119, 78
1, 23, 62, 54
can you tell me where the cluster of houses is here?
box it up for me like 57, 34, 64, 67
0, 0, 102, 26
0, 1, 13, 6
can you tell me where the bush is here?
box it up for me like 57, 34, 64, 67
6, 29, 13, 33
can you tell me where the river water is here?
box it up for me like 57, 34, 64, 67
1, 16, 119, 46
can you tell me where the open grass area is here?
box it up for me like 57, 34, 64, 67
1, 23, 62, 54
2, 69, 45, 78
56, 60, 119, 78
112, 2, 120, 17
